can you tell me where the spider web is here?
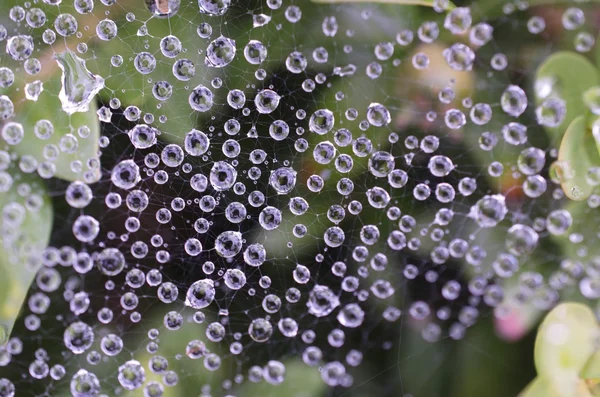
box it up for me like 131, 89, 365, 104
0, 0, 599, 396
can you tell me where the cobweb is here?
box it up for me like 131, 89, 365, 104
0, 0, 599, 396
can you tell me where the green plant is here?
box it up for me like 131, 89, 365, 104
534, 51, 600, 201
0, 49, 101, 343
520, 303, 600, 397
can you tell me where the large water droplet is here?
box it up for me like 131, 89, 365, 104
55, 49, 105, 115
146, 0, 180, 17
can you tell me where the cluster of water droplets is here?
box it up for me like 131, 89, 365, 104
0, 0, 599, 396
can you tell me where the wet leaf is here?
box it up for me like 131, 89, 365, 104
556, 116, 600, 200
551, 199, 600, 264
112, 309, 226, 397
8, 74, 101, 182
534, 303, 598, 394
519, 376, 590, 397
535, 52, 599, 142
0, 170, 52, 343
582, 350, 600, 381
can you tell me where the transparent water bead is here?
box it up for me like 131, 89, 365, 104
185, 279, 215, 309
134, 52, 156, 74
160, 35, 182, 58
269, 167, 297, 194
536, 98, 566, 128
189, 85, 214, 112
366, 103, 391, 127
506, 224, 539, 256
55, 49, 105, 115
0, 379, 15, 397
146, 0, 180, 17
6, 35, 34, 61
224, 268, 247, 290
25, 80, 44, 101
118, 360, 145, 390
264, 360, 286, 385
210, 161, 237, 191
286, 51, 308, 73
310, 109, 335, 134
0, 96, 14, 121
63, 321, 94, 354
111, 160, 140, 190
337, 303, 365, 328
259, 206, 282, 230
368, 151, 395, 177
253, 13, 271, 27
307, 285, 340, 317
255, 89, 281, 114
244, 40, 268, 65
205, 36, 236, 68
198, 0, 231, 15
96, 19, 118, 41
501, 85, 528, 117
469, 194, 508, 228
443, 43, 475, 71
70, 370, 100, 397
54, 13, 78, 37
428, 155, 455, 177
215, 231, 243, 257
444, 7, 471, 34
0, 67, 15, 88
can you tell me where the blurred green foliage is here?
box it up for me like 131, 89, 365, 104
2, 0, 600, 396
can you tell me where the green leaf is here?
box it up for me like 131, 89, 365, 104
551, 199, 600, 264
582, 350, 600, 381
519, 376, 590, 397
311, 0, 455, 9
4, 72, 101, 182
0, 170, 53, 343
232, 360, 326, 397
123, 310, 227, 397
534, 303, 598, 394
535, 52, 599, 142
556, 116, 600, 200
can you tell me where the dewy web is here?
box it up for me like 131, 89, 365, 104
0, 0, 599, 396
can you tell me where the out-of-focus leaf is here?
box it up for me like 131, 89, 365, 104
551, 198, 600, 265
311, 0, 455, 10
124, 310, 227, 397
534, 52, 599, 143
519, 376, 591, 397
582, 350, 600, 381
8, 73, 101, 182
556, 116, 600, 200
534, 303, 597, 394
231, 360, 326, 397
0, 171, 53, 343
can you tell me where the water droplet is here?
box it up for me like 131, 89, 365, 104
55, 49, 105, 115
